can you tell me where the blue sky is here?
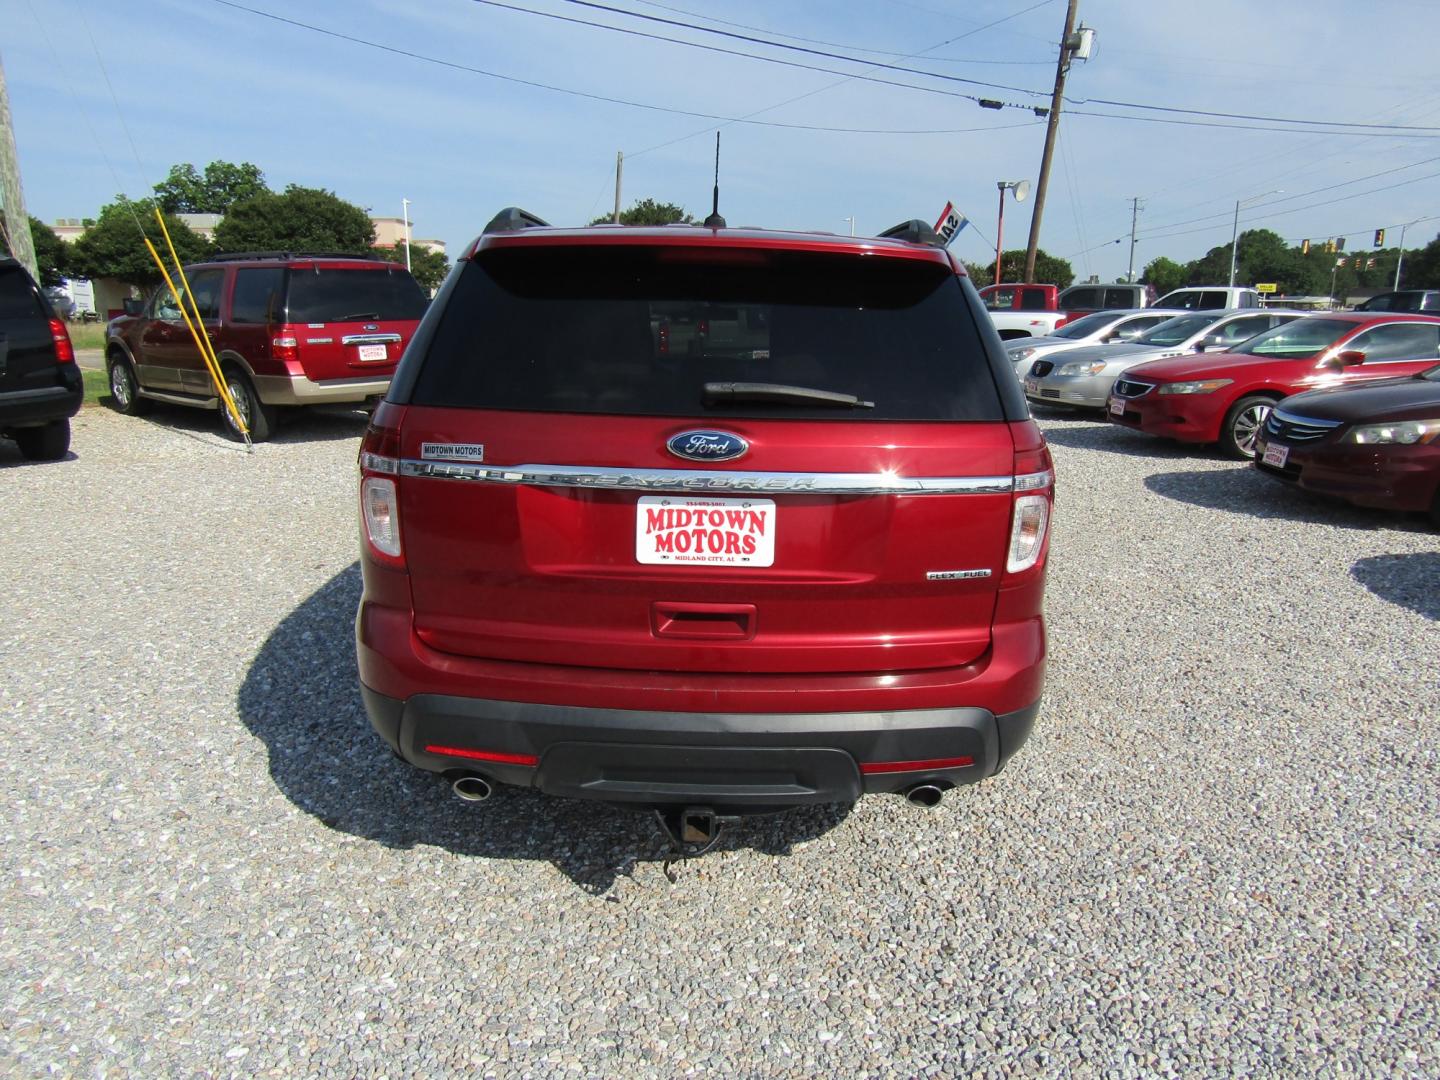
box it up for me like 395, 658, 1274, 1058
8, 0, 1440, 284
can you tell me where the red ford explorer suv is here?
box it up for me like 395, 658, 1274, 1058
1107, 313, 1440, 458
356, 209, 1053, 844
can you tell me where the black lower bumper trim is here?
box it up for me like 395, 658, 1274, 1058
361, 688, 1041, 808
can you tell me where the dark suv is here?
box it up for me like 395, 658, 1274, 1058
106, 253, 427, 440
356, 210, 1053, 827
1, 258, 81, 461
1355, 290, 1440, 313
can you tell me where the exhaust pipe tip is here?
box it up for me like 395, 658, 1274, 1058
905, 783, 945, 809
452, 774, 493, 803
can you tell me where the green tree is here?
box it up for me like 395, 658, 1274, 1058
154, 161, 269, 215
1402, 232, 1440, 289
1141, 256, 1186, 295
69, 198, 212, 287
375, 241, 450, 293
1, 217, 70, 286
214, 185, 375, 253
978, 249, 1074, 289
589, 198, 695, 226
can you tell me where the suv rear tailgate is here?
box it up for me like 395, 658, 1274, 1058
399, 409, 1014, 674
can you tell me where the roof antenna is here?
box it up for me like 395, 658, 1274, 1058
703, 131, 726, 229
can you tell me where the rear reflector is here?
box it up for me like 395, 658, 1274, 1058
49, 319, 75, 363
861, 756, 975, 775
425, 745, 539, 767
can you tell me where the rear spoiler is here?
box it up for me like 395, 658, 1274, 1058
483, 207, 551, 234
877, 220, 945, 248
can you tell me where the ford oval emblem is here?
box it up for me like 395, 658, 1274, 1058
667, 430, 749, 462
364, 323, 379, 331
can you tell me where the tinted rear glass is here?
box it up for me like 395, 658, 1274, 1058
0, 265, 44, 320
412, 246, 1004, 421
284, 266, 426, 323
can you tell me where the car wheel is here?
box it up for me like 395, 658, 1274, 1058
1221, 395, 1275, 460
220, 366, 275, 442
13, 418, 71, 461
107, 355, 150, 416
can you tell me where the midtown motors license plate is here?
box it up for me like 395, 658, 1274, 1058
357, 344, 388, 362
1262, 443, 1289, 468
636, 496, 776, 567
1109, 397, 1125, 416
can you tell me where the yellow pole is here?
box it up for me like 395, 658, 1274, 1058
150, 208, 250, 440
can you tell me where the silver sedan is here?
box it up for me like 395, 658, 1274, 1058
1023, 309, 1305, 410
1004, 309, 1181, 380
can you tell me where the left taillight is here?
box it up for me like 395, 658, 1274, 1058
49, 319, 75, 364
1006, 444, 1054, 576
359, 402, 406, 564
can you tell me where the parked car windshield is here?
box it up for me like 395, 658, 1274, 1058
1050, 311, 1120, 339
1133, 312, 1224, 347
285, 267, 427, 323
412, 245, 1005, 421
1231, 318, 1352, 358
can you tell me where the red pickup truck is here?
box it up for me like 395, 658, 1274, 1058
977, 284, 1069, 340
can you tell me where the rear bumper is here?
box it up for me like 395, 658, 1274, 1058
0, 371, 83, 428
361, 685, 1040, 808
252, 372, 392, 406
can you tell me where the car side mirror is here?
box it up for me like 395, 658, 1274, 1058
1112, 327, 1141, 342
1336, 349, 1366, 366
1197, 333, 1226, 351
122, 298, 144, 317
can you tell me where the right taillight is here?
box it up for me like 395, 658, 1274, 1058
359, 402, 406, 564
1006, 445, 1054, 575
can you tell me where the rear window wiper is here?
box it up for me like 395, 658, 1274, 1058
703, 381, 874, 409
337, 311, 380, 321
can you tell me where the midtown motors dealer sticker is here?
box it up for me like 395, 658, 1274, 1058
636, 496, 776, 567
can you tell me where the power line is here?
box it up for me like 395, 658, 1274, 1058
1135, 169, 1440, 243
1066, 108, 1440, 140
204, 0, 1040, 135
476, 0, 1051, 98
509, 0, 1440, 134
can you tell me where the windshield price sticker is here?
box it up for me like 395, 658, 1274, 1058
636, 496, 775, 567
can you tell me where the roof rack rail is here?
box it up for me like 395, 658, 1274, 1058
208, 251, 382, 263
877, 220, 944, 248
483, 207, 551, 234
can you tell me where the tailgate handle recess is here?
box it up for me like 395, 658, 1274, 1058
652, 602, 756, 641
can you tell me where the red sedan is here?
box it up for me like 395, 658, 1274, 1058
1106, 313, 1440, 458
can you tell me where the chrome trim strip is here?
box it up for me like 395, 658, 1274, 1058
397, 460, 1022, 495
342, 333, 402, 345
1272, 409, 1342, 429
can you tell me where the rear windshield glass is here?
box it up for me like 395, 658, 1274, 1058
1134, 311, 1223, 346
0, 265, 44, 320
284, 266, 427, 323
411, 246, 1004, 421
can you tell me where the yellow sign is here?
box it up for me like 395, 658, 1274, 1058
1256, 283, 1278, 294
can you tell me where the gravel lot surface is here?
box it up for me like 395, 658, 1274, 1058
1, 403, 1436, 1077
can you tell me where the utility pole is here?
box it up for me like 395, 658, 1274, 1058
401, 198, 412, 273
1023, 0, 1080, 283
1126, 196, 1142, 282
613, 151, 623, 224
0, 53, 39, 283
1394, 221, 1410, 289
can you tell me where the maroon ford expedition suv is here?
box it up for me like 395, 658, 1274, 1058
356, 210, 1053, 838
106, 252, 427, 440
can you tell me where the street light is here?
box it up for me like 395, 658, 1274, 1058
1228, 189, 1282, 287
995, 180, 1031, 286
401, 198, 413, 273
842, 216, 855, 237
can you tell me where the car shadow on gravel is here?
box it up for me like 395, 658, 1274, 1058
1351, 553, 1440, 620
1144, 468, 1433, 532
111, 399, 368, 445
1037, 419, 1209, 460
0, 442, 78, 469
237, 564, 852, 893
